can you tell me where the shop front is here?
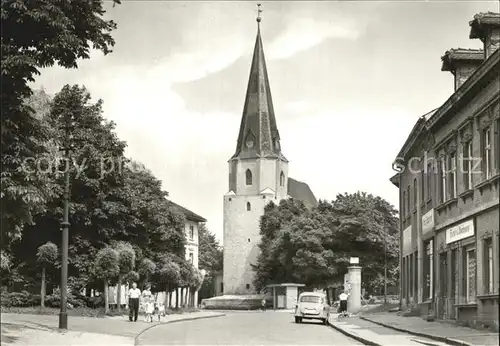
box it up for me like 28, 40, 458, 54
435, 218, 475, 321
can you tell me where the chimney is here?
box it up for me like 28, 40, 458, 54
441, 48, 484, 91
469, 12, 500, 59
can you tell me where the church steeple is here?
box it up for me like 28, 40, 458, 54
231, 5, 286, 161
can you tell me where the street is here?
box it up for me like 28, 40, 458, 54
137, 311, 362, 345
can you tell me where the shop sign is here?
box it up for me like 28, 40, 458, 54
403, 226, 412, 255
422, 209, 435, 234
446, 220, 474, 244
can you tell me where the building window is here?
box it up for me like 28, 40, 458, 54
484, 238, 493, 294
495, 119, 500, 172
426, 163, 432, 201
246, 284, 250, 290
220, 282, 223, 293
423, 240, 433, 301
440, 159, 447, 202
463, 141, 473, 190
451, 249, 457, 297
449, 153, 457, 198
402, 191, 406, 218
420, 169, 425, 204
246, 202, 251, 211
280, 171, 285, 186
413, 178, 417, 211
189, 225, 194, 240
406, 185, 410, 216
245, 169, 252, 185
189, 252, 194, 264
483, 127, 492, 179
464, 248, 476, 303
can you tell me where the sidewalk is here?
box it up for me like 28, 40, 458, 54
360, 313, 499, 346
328, 314, 450, 346
1, 311, 225, 345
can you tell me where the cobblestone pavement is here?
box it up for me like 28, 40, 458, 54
137, 310, 363, 345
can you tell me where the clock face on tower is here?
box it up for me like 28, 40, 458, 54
246, 139, 254, 148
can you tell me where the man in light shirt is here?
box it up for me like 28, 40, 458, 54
339, 291, 349, 315
128, 282, 141, 322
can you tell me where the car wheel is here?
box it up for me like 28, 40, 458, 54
295, 317, 300, 323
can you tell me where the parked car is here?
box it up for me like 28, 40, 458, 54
294, 292, 330, 325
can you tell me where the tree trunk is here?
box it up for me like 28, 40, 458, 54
40, 266, 46, 308
185, 288, 189, 308
169, 290, 173, 309
116, 275, 122, 312
176, 288, 180, 309
104, 280, 109, 314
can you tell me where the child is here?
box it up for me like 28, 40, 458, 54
142, 285, 154, 323
155, 302, 166, 321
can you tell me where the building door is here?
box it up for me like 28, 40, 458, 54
438, 252, 447, 319
449, 249, 457, 319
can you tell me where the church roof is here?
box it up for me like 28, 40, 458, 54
231, 21, 286, 161
167, 200, 207, 223
287, 177, 318, 209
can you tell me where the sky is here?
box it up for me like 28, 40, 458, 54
32, 1, 499, 244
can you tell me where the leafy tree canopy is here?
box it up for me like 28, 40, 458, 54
1, 0, 121, 246
253, 192, 399, 293
36, 242, 58, 265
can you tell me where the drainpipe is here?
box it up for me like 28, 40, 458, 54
398, 169, 403, 312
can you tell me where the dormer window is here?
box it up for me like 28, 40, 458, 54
246, 169, 252, 185
189, 225, 194, 240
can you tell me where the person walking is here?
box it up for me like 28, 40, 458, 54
261, 298, 266, 311
142, 285, 154, 322
128, 282, 141, 322
338, 291, 349, 316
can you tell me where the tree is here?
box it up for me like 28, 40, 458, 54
36, 242, 58, 307
324, 192, 399, 293
93, 246, 119, 314
253, 193, 399, 295
154, 253, 181, 308
138, 258, 156, 288
197, 224, 222, 301
113, 241, 135, 312
1, 0, 121, 246
198, 223, 223, 273
252, 199, 309, 291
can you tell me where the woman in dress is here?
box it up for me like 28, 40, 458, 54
142, 285, 154, 322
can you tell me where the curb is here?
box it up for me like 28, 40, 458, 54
359, 316, 473, 346
134, 313, 226, 345
327, 319, 380, 346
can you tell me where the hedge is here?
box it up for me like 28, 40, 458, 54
0, 290, 105, 309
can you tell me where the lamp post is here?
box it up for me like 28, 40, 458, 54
59, 113, 73, 330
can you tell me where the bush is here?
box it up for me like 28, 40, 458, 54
44, 293, 86, 308
0, 291, 40, 307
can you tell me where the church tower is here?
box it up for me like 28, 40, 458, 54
223, 8, 289, 294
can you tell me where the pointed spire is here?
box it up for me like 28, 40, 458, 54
231, 5, 285, 161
